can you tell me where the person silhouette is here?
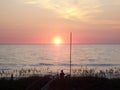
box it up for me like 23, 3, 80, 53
60, 70, 65, 79
11, 74, 13, 81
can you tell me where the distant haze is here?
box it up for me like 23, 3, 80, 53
0, 0, 120, 44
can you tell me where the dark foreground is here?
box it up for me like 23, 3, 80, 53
0, 76, 120, 90
49, 77, 120, 90
0, 76, 50, 90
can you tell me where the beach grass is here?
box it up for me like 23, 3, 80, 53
0, 67, 120, 90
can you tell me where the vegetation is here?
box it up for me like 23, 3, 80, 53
0, 67, 120, 78
0, 67, 120, 90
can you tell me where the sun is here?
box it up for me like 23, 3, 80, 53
54, 38, 62, 44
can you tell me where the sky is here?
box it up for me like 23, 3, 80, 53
0, 0, 120, 44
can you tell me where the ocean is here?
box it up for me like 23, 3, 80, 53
0, 44, 120, 73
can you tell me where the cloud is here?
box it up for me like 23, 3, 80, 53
25, 1, 37, 4
23, 0, 102, 21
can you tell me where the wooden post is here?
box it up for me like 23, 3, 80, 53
70, 32, 72, 77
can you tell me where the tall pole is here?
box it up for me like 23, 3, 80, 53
70, 32, 72, 77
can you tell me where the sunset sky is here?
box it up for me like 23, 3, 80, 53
0, 0, 120, 44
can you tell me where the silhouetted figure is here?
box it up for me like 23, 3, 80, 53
60, 70, 65, 79
11, 74, 13, 81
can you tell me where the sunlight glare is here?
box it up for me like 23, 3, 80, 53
54, 38, 62, 44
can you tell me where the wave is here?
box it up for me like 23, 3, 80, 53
0, 63, 26, 67
0, 63, 120, 68
29, 63, 120, 67
29, 63, 54, 66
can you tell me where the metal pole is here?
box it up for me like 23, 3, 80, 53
70, 32, 72, 77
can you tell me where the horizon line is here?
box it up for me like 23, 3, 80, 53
0, 43, 120, 45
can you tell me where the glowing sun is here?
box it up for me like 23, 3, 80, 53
54, 38, 62, 44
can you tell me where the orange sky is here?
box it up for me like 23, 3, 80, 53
0, 0, 120, 44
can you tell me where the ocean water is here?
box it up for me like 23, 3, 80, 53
0, 44, 120, 72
